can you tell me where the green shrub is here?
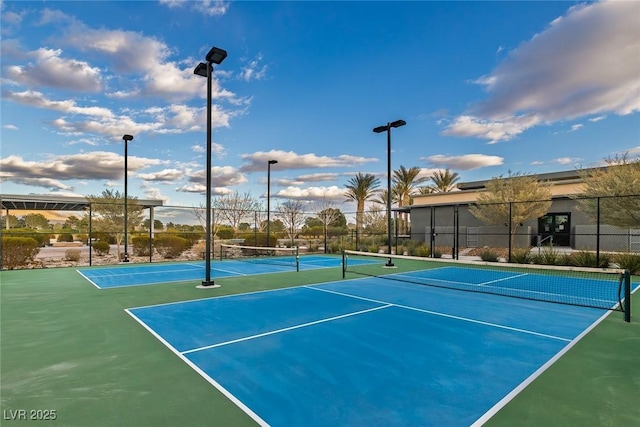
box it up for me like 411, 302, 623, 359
64, 249, 81, 261
132, 236, 151, 256
613, 252, 640, 275
510, 248, 532, 264
415, 245, 431, 257
92, 241, 110, 256
76, 234, 88, 244
57, 233, 74, 242
565, 250, 611, 268
93, 233, 116, 244
216, 226, 234, 239
479, 249, 499, 262
154, 235, 189, 259
175, 232, 201, 247
531, 246, 562, 265
3, 229, 49, 247
2, 236, 40, 269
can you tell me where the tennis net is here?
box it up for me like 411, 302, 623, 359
220, 244, 300, 271
342, 250, 632, 322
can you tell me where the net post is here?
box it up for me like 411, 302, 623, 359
624, 270, 631, 323
342, 250, 346, 279
295, 246, 300, 272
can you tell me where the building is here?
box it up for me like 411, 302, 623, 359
403, 169, 640, 253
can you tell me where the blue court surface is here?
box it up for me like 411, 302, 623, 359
77, 255, 361, 289
126, 272, 615, 426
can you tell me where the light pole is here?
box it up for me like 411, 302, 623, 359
194, 46, 227, 288
373, 119, 406, 267
122, 134, 134, 262
266, 160, 278, 247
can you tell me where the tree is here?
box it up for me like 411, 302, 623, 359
275, 200, 307, 247
344, 172, 380, 245
393, 166, 427, 234
362, 204, 387, 235
23, 213, 51, 230
429, 169, 460, 193
575, 154, 640, 228
87, 189, 144, 260
212, 191, 259, 231
142, 219, 164, 231
64, 215, 88, 232
1, 214, 20, 229
313, 198, 345, 252
469, 172, 552, 251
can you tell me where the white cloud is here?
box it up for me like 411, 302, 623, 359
423, 154, 504, 170
3, 124, 18, 130
444, 1, 640, 142
553, 157, 581, 165
5, 47, 102, 91
159, 0, 229, 16
5, 90, 113, 118
240, 150, 378, 172
240, 53, 268, 81
275, 186, 345, 202
442, 114, 542, 143
183, 165, 248, 192
0, 152, 165, 186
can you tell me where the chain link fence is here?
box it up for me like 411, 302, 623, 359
2, 195, 639, 270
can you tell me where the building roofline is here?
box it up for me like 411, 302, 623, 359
456, 167, 605, 191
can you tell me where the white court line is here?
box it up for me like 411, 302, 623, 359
125, 309, 269, 427
182, 304, 392, 354
306, 285, 572, 343
478, 272, 529, 286
75, 269, 102, 289
470, 308, 613, 427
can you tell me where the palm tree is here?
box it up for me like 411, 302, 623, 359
393, 166, 427, 234
372, 188, 399, 207
430, 169, 460, 193
344, 172, 381, 248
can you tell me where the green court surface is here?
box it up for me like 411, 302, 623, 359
1, 264, 639, 426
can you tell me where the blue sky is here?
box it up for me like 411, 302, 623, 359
1, 0, 639, 221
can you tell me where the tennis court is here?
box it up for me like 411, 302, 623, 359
77, 254, 365, 289
126, 256, 635, 426
2, 258, 639, 426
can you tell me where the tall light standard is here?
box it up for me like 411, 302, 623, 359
373, 119, 406, 267
122, 134, 134, 262
266, 160, 278, 247
194, 46, 227, 288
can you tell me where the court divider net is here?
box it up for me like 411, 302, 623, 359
220, 244, 300, 272
341, 250, 631, 322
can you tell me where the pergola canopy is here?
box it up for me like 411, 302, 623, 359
1, 194, 163, 212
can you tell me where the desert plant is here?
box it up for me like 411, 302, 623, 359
415, 245, 431, 257
565, 250, 611, 268
92, 240, 110, 256
510, 248, 532, 264
131, 236, 151, 256
532, 246, 561, 265
153, 235, 189, 259
192, 241, 206, 259
57, 233, 74, 242
64, 249, 81, 261
1, 236, 40, 269
479, 249, 500, 262
613, 252, 640, 275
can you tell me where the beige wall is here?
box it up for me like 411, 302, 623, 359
412, 181, 586, 206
